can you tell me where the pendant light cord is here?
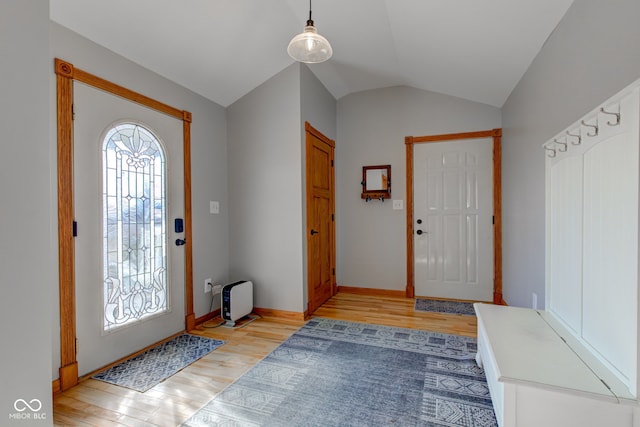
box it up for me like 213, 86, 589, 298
307, 0, 313, 26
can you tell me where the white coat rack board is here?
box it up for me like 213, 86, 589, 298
544, 81, 639, 399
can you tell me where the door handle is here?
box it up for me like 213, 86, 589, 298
416, 230, 427, 235
175, 238, 186, 246
310, 229, 319, 235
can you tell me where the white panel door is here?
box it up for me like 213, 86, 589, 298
414, 138, 493, 301
74, 82, 185, 376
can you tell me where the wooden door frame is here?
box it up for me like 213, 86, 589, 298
305, 122, 336, 314
55, 59, 195, 391
405, 129, 503, 304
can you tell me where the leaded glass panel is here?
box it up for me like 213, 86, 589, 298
102, 123, 168, 332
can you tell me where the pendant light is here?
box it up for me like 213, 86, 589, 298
287, 0, 333, 64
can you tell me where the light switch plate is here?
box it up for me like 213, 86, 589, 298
210, 201, 220, 214
392, 199, 404, 210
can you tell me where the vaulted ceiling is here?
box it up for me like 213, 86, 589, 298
50, 0, 573, 108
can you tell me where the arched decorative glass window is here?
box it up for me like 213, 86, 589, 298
102, 122, 168, 332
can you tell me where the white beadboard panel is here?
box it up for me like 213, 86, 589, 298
548, 155, 583, 334
582, 130, 638, 388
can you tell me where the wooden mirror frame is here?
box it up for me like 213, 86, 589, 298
361, 164, 391, 201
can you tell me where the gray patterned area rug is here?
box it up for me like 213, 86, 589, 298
183, 318, 496, 427
415, 298, 476, 316
93, 334, 224, 392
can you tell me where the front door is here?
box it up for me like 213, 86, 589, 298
73, 82, 185, 375
305, 123, 336, 313
413, 138, 494, 301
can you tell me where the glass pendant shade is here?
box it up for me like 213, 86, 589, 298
287, 23, 333, 64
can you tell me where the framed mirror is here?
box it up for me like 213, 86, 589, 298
361, 164, 391, 201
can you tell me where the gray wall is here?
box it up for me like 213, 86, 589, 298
336, 86, 501, 291
501, 0, 640, 307
1, 1, 53, 422
227, 64, 305, 313
301, 65, 337, 142
227, 63, 337, 314
50, 22, 229, 377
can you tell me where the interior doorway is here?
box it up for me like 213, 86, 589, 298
405, 129, 503, 304
412, 137, 494, 301
305, 122, 336, 314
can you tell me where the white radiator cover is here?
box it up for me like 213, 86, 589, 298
221, 280, 253, 323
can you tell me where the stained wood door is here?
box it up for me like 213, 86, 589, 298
413, 138, 494, 301
305, 123, 336, 314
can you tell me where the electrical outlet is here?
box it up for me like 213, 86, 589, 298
212, 284, 222, 295
532, 292, 538, 310
204, 278, 213, 293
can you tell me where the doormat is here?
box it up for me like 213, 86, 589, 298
415, 298, 476, 316
182, 318, 496, 426
92, 333, 224, 392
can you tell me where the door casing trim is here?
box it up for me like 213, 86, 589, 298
405, 129, 503, 303
54, 58, 194, 391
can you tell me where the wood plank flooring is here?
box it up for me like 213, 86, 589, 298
53, 292, 478, 426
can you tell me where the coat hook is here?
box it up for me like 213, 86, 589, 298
566, 130, 581, 145
554, 138, 567, 152
600, 107, 620, 126
544, 145, 556, 158
581, 120, 598, 137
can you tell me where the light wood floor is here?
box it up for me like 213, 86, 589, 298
53, 292, 478, 426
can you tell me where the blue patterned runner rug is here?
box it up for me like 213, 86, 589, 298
415, 298, 476, 316
93, 334, 224, 392
183, 318, 496, 427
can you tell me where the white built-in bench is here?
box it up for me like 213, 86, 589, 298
474, 303, 638, 427
479, 82, 640, 427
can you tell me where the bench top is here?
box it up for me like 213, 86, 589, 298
474, 303, 632, 402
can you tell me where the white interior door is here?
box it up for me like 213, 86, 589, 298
73, 82, 185, 376
413, 138, 494, 301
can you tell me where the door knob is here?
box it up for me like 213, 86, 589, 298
175, 238, 186, 246
310, 229, 319, 235
416, 230, 426, 235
